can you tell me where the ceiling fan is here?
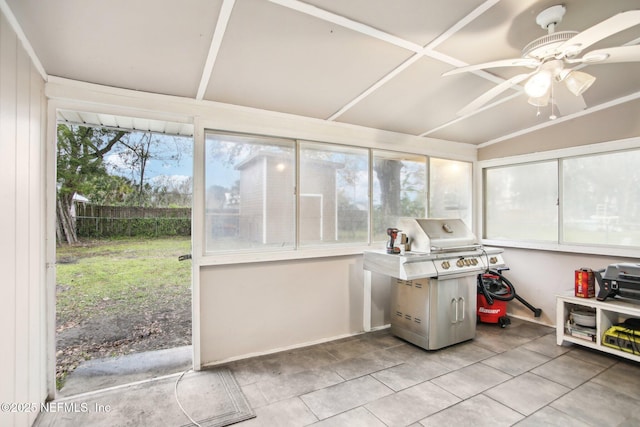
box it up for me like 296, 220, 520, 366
443, 5, 640, 117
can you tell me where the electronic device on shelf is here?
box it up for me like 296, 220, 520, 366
602, 318, 640, 355
596, 263, 640, 302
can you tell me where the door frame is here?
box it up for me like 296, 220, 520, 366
45, 99, 198, 398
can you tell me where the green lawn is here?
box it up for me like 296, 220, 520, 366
56, 237, 192, 327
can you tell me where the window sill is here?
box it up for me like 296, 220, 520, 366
482, 239, 640, 259
197, 244, 381, 267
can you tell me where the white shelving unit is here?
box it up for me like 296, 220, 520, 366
556, 291, 640, 362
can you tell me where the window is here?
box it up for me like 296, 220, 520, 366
372, 151, 427, 242
205, 133, 295, 252
429, 158, 472, 227
563, 150, 640, 247
204, 131, 475, 255
299, 142, 369, 246
483, 146, 640, 250
484, 161, 558, 241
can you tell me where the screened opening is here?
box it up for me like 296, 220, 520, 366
484, 161, 558, 241
372, 151, 427, 242
205, 132, 296, 252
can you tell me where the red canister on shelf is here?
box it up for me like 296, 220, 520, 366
575, 268, 595, 298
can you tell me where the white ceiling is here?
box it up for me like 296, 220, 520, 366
6, 0, 640, 145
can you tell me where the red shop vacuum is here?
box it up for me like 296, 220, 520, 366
477, 268, 542, 327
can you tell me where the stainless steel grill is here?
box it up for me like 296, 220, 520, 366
364, 218, 505, 350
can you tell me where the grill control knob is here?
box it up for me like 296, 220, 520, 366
471, 258, 478, 265
456, 259, 464, 267
441, 261, 450, 269
490, 256, 498, 264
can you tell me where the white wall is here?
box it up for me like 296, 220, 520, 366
0, 8, 47, 427
498, 247, 638, 325
199, 255, 391, 364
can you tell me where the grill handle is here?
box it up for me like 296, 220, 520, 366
430, 244, 482, 253
450, 299, 457, 324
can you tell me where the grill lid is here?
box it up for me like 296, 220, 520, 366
398, 218, 478, 253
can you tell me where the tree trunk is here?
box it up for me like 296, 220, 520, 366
57, 195, 78, 244
375, 159, 403, 216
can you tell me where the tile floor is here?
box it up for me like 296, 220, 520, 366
37, 318, 640, 426
226, 318, 640, 426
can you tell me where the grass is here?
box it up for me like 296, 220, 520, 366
56, 237, 191, 327
55, 237, 192, 390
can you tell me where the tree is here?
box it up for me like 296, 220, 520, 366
149, 175, 192, 207
374, 158, 403, 217
85, 174, 135, 206
107, 132, 189, 207
56, 124, 128, 244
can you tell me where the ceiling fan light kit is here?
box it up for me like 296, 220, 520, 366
528, 92, 550, 107
444, 5, 640, 117
524, 71, 552, 97
563, 70, 597, 96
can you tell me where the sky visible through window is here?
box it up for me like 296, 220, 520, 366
104, 132, 193, 190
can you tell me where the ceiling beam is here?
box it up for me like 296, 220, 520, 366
269, 0, 510, 127
267, 0, 423, 53
479, 90, 640, 147
196, 0, 236, 100
425, 0, 500, 50
328, 54, 423, 121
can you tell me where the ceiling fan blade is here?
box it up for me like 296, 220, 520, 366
442, 58, 539, 76
581, 45, 640, 64
457, 73, 532, 116
558, 10, 640, 57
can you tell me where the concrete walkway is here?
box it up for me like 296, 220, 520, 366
58, 345, 192, 397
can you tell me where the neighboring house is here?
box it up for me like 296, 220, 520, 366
235, 151, 342, 245
70, 193, 89, 219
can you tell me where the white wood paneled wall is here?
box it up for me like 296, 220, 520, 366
0, 9, 47, 427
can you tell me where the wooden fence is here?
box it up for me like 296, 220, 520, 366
75, 204, 191, 238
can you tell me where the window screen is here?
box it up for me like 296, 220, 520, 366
372, 151, 427, 242
430, 158, 472, 228
205, 132, 295, 252
563, 150, 640, 247
485, 161, 558, 241
299, 142, 369, 246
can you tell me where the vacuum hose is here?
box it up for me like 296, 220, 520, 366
479, 269, 516, 304
479, 269, 542, 318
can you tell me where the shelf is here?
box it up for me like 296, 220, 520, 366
556, 291, 640, 363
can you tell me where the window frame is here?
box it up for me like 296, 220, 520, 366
297, 139, 371, 248
429, 157, 473, 228
203, 131, 297, 254
483, 159, 559, 243
200, 130, 475, 264
560, 147, 640, 249
478, 137, 640, 258
371, 149, 429, 243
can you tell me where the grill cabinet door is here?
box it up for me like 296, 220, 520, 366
429, 275, 477, 349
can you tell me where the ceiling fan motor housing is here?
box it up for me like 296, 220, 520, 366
522, 31, 579, 60
536, 5, 566, 29
524, 5, 580, 60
